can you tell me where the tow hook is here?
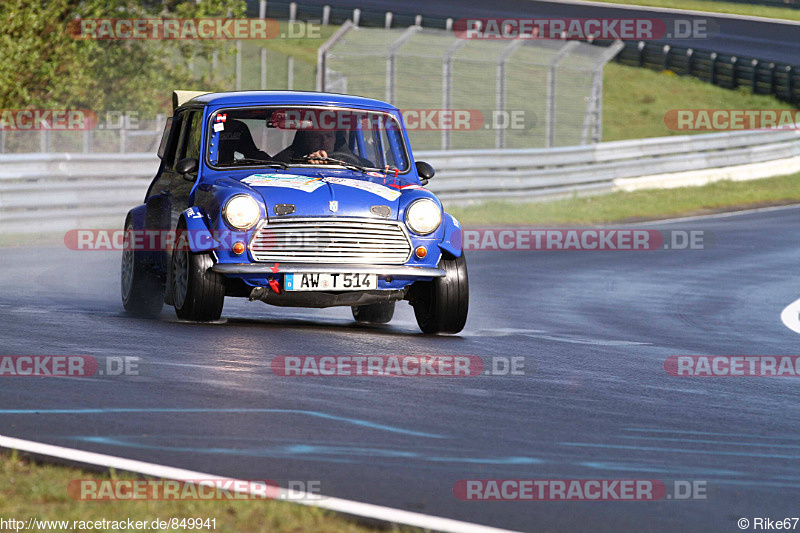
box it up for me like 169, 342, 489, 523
268, 276, 281, 294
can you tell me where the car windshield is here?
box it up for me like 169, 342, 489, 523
207, 106, 410, 174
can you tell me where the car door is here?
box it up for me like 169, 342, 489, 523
146, 110, 185, 232
169, 108, 203, 229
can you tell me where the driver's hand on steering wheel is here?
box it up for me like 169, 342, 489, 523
307, 150, 328, 164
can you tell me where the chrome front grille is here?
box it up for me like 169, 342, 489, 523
249, 218, 412, 264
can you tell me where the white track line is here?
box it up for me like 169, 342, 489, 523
626, 203, 800, 226
780, 297, 800, 336
536, 0, 800, 25
0, 435, 518, 533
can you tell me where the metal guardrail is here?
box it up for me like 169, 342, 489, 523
1, 126, 799, 233
0, 153, 159, 233
423, 126, 800, 201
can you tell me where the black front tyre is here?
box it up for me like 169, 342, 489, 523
412, 252, 469, 334
171, 234, 225, 322
352, 302, 395, 324
121, 222, 164, 318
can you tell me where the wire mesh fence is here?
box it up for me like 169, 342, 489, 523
320, 25, 622, 150
0, 38, 315, 154
2, 18, 621, 154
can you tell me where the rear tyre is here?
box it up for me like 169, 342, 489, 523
352, 302, 395, 324
171, 229, 225, 322
412, 252, 469, 334
121, 221, 164, 318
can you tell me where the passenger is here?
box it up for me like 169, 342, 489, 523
217, 120, 270, 164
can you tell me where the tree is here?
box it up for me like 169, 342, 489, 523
0, 0, 246, 115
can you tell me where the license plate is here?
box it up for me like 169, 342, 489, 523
284, 273, 377, 291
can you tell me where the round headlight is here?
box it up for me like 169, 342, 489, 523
223, 195, 260, 230
405, 199, 442, 235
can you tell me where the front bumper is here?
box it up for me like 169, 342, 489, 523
212, 263, 445, 277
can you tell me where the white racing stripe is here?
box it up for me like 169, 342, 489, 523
0, 434, 518, 533
780, 297, 800, 335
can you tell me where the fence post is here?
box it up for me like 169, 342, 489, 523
709, 52, 718, 85
385, 25, 421, 104
316, 20, 355, 92
322, 5, 330, 26
385, 12, 393, 29
769, 62, 777, 94
581, 41, 622, 145
442, 39, 467, 150
288, 56, 294, 90
415, 15, 423, 26
662, 44, 670, 71
686, 48, 694, 76
289, 2, 296, 23
259, 0, 266, 19
236, 40, 242, 90
787, 66, 794, 101
592, 70, 603, 143
446, 18, 453, 30
637, 41, 645, 67
261, 48, 267, 89
731, 56, 738, 88
495, 39, 524, 149
751, 59, 759, 92
546, 41, 579, 148
353, 9, 360, 27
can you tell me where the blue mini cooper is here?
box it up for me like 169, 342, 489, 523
121, 90, 468, 333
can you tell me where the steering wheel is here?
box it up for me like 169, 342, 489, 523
327, 151, 363, 165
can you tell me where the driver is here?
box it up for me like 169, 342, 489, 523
273, 129, 373, 167
304, 130, 337, 164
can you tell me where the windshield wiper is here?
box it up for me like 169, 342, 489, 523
225, 158, 289, 169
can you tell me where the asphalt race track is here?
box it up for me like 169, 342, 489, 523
2, 205, 800, 532
302, 0, 800, 65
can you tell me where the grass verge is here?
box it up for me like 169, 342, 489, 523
583, 0, 800, 21
602, 63, 797, 141
0, 451, 413, 533
447, 172, 800, 226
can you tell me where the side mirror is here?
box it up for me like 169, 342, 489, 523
415, 161, 435, 186
175, 157, 198, 179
